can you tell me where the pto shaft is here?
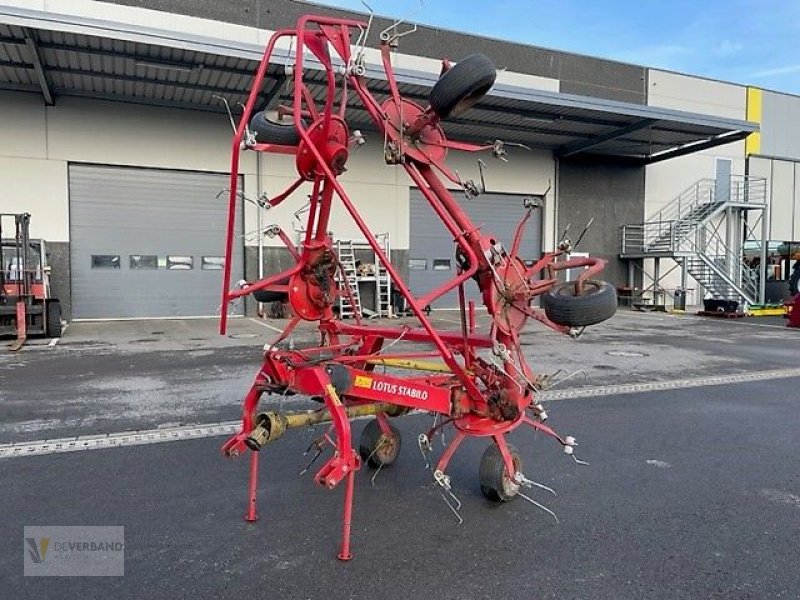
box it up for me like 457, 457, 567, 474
245, 402, 406, 450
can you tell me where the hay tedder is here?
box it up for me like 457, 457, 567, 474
218, 13, 617, 560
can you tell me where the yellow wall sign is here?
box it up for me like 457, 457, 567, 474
746, 87, 762, 156
354, 375, 373, 389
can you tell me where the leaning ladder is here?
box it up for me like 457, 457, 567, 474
336, 240, 362, 319
375, 233, 392, 318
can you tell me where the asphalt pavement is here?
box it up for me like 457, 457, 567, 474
1, 311, 798, 599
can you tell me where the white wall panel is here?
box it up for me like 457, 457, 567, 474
643, 70, 747, 302
253, 146, 554, 252
746, 156, 799, 243
761, 91, 800, 161
647, 70, 746, 119
645, 70, 746, 217
769, 160, 795, 241
0, 92, 48, 159
795, 163, 800, 240
0, 157, 68, 241
46, 97, 255, 175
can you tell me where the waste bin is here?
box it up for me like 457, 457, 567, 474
673, 289, 686, 311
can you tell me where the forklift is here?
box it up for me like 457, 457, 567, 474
0, 213, 62, 351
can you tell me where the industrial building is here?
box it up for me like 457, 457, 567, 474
1, 0, 798, 320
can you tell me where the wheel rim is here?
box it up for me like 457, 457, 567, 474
556, 281, 600, 298
375, 433, 398, 463
501, 456, 521, 498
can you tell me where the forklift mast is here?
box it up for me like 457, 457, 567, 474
1, 212, 61, 349
1, 213, 33, 300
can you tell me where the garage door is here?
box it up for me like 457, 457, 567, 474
409, 189, 542, 308
69, 165, 243, 319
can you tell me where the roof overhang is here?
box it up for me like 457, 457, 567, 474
0, 4, 757, 164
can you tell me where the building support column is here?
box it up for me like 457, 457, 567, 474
654, 257, 661, 305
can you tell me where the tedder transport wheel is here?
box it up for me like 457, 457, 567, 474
252, 276, 290, 304
45, 300, 62, 338
542, 279, 617, 328
429, 53, 497, 120
252, 290, 287, 303
479, 443, 522, 502
359, 418, 401, 468
249, 111, 301, 146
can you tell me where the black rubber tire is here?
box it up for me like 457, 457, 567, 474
45, 300, 62, 338
543, 279, 617, 327
479, 442, 521, 502
358, 418, 401, 468
252, 290, 288, 303
249, 111, 300, 146
429, 53, 496, 120
252, 276, 290, 303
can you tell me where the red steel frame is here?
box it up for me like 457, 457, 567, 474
219, 14, 608, 560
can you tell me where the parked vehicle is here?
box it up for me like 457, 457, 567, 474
0, 213, 62, 350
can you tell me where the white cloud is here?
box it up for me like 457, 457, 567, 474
714, 40, 743, 57
752, 64, 800, 78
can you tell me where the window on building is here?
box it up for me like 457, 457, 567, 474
408, 258, 427, 270
201, 256, 224, 270
129, 255, 158, 270
432, 259, 451, 271
91, 255, 120, 269
167, 255, 194, 270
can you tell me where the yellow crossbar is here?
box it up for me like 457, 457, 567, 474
365, 358, 454, 373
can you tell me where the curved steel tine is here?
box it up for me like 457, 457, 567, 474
433, 470, 463, 524
417, 433, 431, 469
439, 490, 463, 525
370, 460, 384, 486
571, 454, 590, 466
516, 490, 559, 524
299, 445, 325, 475
515, 472, 557, 496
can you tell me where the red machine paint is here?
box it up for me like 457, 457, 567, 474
787, 295, 800, 328
218, 14, 615, 559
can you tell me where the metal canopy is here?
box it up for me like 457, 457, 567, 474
0, 10, 758, 164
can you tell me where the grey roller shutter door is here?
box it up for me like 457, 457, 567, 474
409, 188, 542, 308
69, 165, 243, 319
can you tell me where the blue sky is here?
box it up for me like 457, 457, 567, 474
310, 0, 800, 95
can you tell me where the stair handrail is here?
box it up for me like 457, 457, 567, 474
647, 175, 767, 227
677, 224, 758, 303
648, 179, 716, 225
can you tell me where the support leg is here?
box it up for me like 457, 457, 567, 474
338, 469, 355, 561
788, 294, 800, 328
492, 434, 517, 481
435, 431, 466, 474
245, 450, 259, 522
10, 300, 26, 352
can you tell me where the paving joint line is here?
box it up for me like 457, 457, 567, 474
539, 367, 800, 401
2, 368, 798, 460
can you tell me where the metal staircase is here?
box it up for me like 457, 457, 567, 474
621, 176, 767, 306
